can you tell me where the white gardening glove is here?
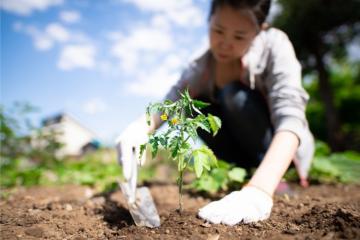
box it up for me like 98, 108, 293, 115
115, 116, 149, 181
198, 186, 273, 226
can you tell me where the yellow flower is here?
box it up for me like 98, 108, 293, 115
160, 114, 168, 121
171, 118, 178, 125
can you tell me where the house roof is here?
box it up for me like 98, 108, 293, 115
42, 112, 98, 138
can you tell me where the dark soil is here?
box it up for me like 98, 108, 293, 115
1, 183, 359, 239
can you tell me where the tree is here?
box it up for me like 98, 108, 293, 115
0, 103, 64, 167
273, 0, 360, 151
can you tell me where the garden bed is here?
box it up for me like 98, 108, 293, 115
1, 183, 359, 239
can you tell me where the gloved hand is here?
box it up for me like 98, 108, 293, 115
115, 116, 150, 181
198, 186, 273, 225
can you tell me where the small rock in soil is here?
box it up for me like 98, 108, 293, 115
24, 226, 44, 238
201, 222, 211, 228
64, 203, 73, 211
207, 234, 220, 240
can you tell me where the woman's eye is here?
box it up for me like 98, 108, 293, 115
213, 29, 223, 35
235, 36, 244, 41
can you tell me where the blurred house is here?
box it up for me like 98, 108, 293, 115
41, 113, 99, 157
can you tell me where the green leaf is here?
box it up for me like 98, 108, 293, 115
148, 102, 161, 113
194, 116, 211, 133
146, 108, 151, 126
183, 88, 192, 101
149, 136, 159, 158
164, 100, 176, 108
169, 137, 180, 158
193, 99, 210, 109
217, 159, 232, 170
139, 144, 147, 158
186, 125, 198, 141
228, 167, 246, 183
159, 135, 168, 147
207, 114, 222, 136
199, 145, 218, 167
210, 168, 229, 190
191, 103, 202, 115
192, 146, 218, 178
193, 150, 208, 178
192, 174, 219, 194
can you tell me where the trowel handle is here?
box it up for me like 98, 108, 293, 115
128, 147, 138, 203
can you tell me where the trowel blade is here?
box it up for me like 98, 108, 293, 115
119, 183, 160, 228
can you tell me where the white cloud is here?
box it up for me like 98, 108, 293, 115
45, 23, 70, 42
1, 0, 63, 16
165, 5, 203, 27
13, 21, 72, 51
58, 44, 96, 70
122, 0, 190, 12
124, 28, 173, 51
83, 98, 109, 115
124, 52, 185, 98
121, 0, 204, 27
106, 4, 209, 98
151, 14, 171, 31
111, 27, 173, 73
13, 22, 53, 50
127, 68, 179, 98
34, 35, 54, 50
59, 10, 81, 24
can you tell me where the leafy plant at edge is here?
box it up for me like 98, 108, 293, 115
140, 89, 222, 212
191, 160, 247, 195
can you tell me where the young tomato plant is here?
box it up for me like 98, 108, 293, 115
140, 89, 222, 212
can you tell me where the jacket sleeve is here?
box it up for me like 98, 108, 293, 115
265, 29, 310, 146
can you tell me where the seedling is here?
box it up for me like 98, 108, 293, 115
140, 89, 221, 212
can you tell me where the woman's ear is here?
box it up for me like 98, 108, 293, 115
261, 22, 270, 30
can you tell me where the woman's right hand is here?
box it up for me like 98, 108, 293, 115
115, 116, 150, 181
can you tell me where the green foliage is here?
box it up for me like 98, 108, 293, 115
0, 103, 155, 192
191, 160, 246, 194
1, 148, 155, 192
1, 102, 64, 169
305, 60, 360, 150
284, 140, 360, 184
310, 143, 360, 183
273, 0, 360, 71
274, 1, 360, 150
141, 89, 222, 211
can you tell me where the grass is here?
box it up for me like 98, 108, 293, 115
0, 148, 156, 192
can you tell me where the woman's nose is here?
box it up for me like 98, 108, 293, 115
219, 37, 233, 51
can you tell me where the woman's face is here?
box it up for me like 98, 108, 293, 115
209, 5, 259, 63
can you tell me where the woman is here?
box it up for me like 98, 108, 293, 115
116, 0, 314, 225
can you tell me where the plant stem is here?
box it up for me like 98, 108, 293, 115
178, 124, 185, 213
178, 169, 184, 213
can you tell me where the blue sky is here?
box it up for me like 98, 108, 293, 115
2, 1, 358, 146
1, 0, 212, 144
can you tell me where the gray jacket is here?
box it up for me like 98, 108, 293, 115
165, 28, 314, 179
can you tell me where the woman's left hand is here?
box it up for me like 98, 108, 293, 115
198, 186, 273, 225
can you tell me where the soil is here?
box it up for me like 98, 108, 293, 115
1, 183, 359, 240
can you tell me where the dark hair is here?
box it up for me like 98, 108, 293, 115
209, 0, 271, 26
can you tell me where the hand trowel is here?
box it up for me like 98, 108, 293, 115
119, 147, 160, 228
